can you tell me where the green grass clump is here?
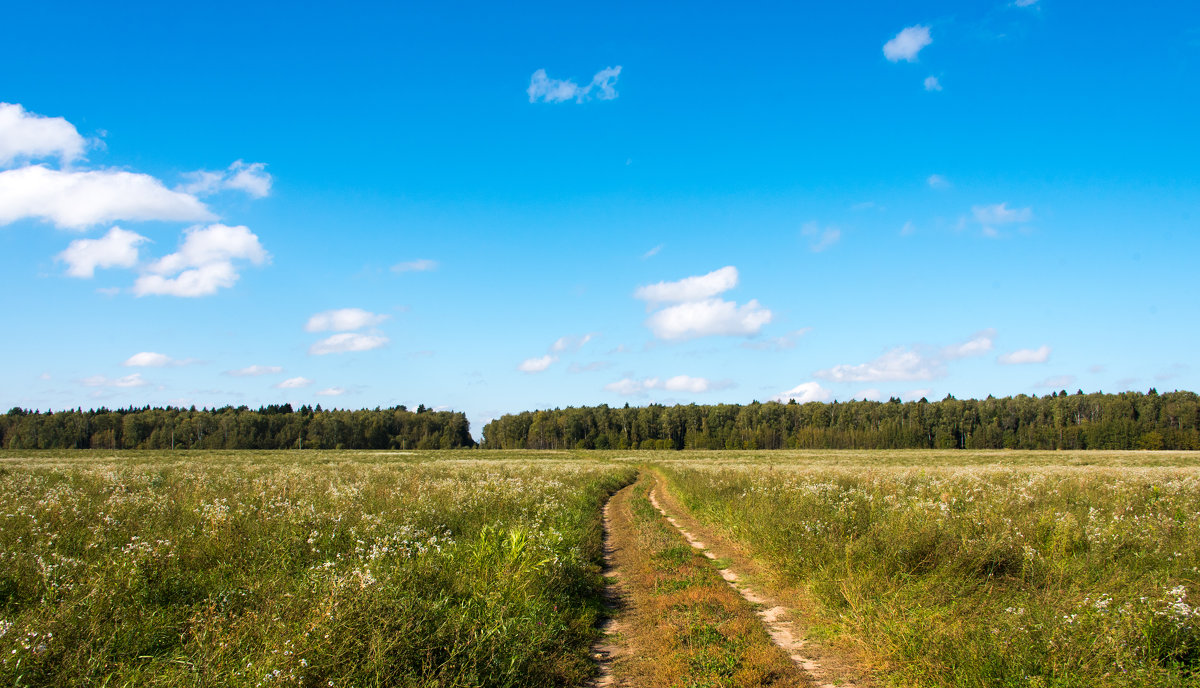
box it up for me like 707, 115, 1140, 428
0, 450, 635, 687
659, 454, 1200, 687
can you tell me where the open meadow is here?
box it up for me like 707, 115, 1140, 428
1, 449, 1198, 687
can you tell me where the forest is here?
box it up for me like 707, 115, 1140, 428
481, 390, 1200, 451
0, 404, 475, 450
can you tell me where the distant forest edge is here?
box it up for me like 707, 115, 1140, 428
2, 390, 1199, 451
480, 390, 1200, 451
0, 404, 474, 450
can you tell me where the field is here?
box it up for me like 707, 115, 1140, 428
2, 449, 1199, 687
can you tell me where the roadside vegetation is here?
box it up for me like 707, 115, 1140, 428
0, 450, 633, 687
658, 453, 1200, 687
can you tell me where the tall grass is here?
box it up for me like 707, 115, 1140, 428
0, 450, 635, 687
660, 456, 1200, 687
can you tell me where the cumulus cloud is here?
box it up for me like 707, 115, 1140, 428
551, 333, 597, 353
309, 333, 389, 355
646, 298, 772, 340
942, 329, 995, 359
802, 222, 841, 252
133, 224, 269, 297
973, 203, 1032, 225
635, 266, 739, 306
0, 102, 87, 167
224, 365, 282, 377
179, 160, 272, 199
0, 165, 214, 230
122, 352, 175, 367
56, 226, 148, 278
80, 373, 147, 388
391, 258, 438, 273
816, 347, 941, 383
518, 354, 557, 373
604, 375, 729, 396
924, 76, 943, 91
305, 308, 389, 333
772, 382, 832, 403
527, 66, 622, 103
884, 25, 932, 62
998, 345, 1051, 364
274, 377, 312, 389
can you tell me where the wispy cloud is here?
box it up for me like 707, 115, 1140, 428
178, 160, 272, 199
551, 333, 598, 353
998, 345, 1051, 364
802, 222, 841, 252
884, 25, 932, 62
604, 375, 732, 396
518, 354, 556, 373
224, 365, 282, 377
122, 352, 196, 368
310, 333, 388, 355
391, 258, 438, 273
642, 244, 663, 259
927, 174, 951, 189
80, 373, 148, 388
527, 66, 622, 104
817, 330, 996, 383
1037, 374, 1076, 389
305, 308, 389, 333
741, 328, 812, 352
924, 76, 943, 91
274, 377, 312, 389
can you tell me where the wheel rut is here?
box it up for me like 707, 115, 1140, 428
648, 475, 870, 688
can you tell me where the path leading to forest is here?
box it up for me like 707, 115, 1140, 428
645, 472, 872, 688
589, 483, 631, 687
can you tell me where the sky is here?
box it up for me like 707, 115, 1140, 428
2, 0, 1198, 440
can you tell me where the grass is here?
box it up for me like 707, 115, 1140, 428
606, 474, 804, 687
656, 451, 1200, 687
0, 450, 635, 687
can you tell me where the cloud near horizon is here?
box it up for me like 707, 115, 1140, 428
635, 266, 772, 340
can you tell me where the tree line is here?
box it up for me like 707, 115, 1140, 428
481, 390, 1200, 451
0, 404, 475, 450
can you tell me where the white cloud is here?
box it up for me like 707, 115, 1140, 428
635, 266, 738, 306
900, 221, 916, 236
316, 387, 346, 396
854, 388, 883, 401
642, 244, 663, 259
903, 388, 933, 401
0, 102, 87, 167
274, 377, 312, 389
802, 223, 841, 252
81, 373, 148, 388
741, 328, 812, 351
309, 333, 389, 355
305, 308, 389, 333
1014, 0, 1039, 6
924, 76, 943, 91
133, 224, 269, 297
179, 160, 272, 198
56, 226, 148, 278
645, 298, 772, 340
0, 165, 214, 230
518, 354, 557, 373
816, 347, 941, 382
972, 203, 1032, 225
527, 66, 622, 103
391, 259, 438, 273
225, 365, 282, 377
1037, 374, 1076, 389
998, 345, 1051, 364
772, 382, 832, 404
927, 174, 950, 189
122, 352, 173, 367
942, 329, 995, 359
884, 25, 932, 62
604, 374, 727, 396
551, 333, 597, 353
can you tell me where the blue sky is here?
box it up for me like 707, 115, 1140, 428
2, 0, 1197, 438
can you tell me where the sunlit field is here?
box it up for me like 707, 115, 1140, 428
0, 450, 634, 687
657, 450, 1200, 687
2, 449, 1198, 687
